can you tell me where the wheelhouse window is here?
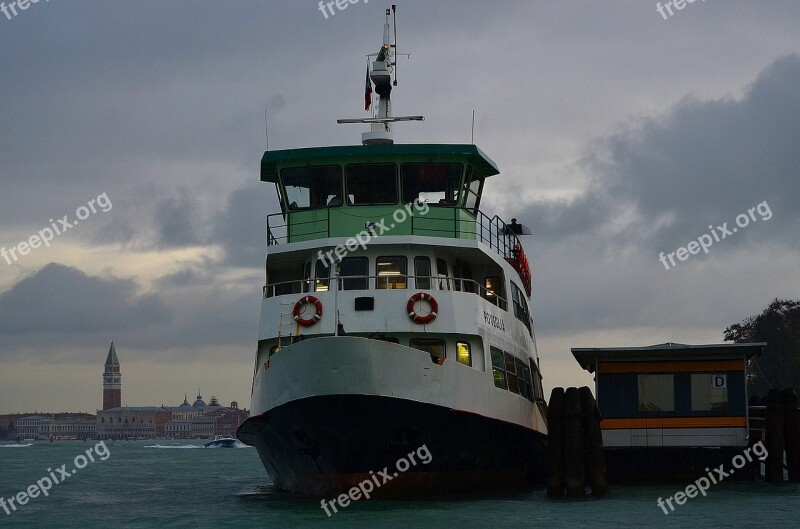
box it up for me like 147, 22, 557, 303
638, 374, 675, 412
414, 257, 431, 289
491, 347, 507, 389
691, 374, 729, 411
456, 341, 471, 367
376, 256, 407, 289
463, 167, 483, 215
280, 166, 342, 210
339, 257, 368, 290
410, 338, 446, 364
315, 259, 331, 292
401, 163, 462, 205
346, 164, 398, 205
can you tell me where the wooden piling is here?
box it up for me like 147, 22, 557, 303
782, 389, 800, 483
546, 387, 565, 497
579, 386, 609, 497
765, 388, 785, 483
563, 387, 584, 497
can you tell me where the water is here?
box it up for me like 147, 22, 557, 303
1, 441, 798, 528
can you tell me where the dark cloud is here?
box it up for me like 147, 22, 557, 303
212, 181, 277, 268
154, 193, 202, 248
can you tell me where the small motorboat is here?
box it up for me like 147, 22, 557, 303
204, 436, 243, 448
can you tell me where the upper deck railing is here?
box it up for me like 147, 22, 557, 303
266, 206, 521, 262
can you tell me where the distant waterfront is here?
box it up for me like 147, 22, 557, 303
2, 441, 798, 528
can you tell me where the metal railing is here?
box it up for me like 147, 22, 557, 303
265, 206, 522, 262
262, 274, 509, 311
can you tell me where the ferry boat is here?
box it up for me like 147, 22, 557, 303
237, 7, 547, 497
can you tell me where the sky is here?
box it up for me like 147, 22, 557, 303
0, 0, 798, 413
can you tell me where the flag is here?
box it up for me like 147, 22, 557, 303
364, 65, 372, 111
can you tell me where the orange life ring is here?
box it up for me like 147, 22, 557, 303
293, 295, 323, 326
407, 293, 438, 325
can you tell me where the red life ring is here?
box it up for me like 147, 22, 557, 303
407, 293, 438, 325
293, 295, 323, 326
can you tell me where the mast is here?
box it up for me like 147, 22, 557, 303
337, 5, 424, 145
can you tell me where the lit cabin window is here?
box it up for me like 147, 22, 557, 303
401, 163, 462, 205
505, 352, 519, 394
456, 341, 471, 367
410, 338, 446, 364
339, 257, 368, 290
315, 259, 331, 292
376, 256, 407, 289
280, 166, 342, 210
346, 164, 398, 205
484, 276, 501, 306
414, 257, 431, 289
691, 374, 729, 411
491, 347, 507, 389
638, 374, 675, 412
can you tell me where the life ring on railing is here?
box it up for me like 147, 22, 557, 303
293, 295, 323, 326
407, 293, 438, 325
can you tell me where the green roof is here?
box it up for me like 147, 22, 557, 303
260, 143, 500, 183
105, 341, 120, 366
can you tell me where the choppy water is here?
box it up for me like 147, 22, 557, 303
1, 441, 798, 528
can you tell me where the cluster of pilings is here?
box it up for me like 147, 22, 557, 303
546, 386, 609, 497
750, 388, 800, 482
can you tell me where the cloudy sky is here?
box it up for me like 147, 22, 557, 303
1, 0, 798, 413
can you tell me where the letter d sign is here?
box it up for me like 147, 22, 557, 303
712, 374, 727, 389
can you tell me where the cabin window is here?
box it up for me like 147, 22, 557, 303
690, 374, 729, 412
530, 360, 544, 402
463, 167, 483, 214
414, 257, 431, 289
315, 259, 331, 292
436, 258, 450, 290
410, 338, 446, 364
280, 166, 342, 210
339, 257, 368, 290
505, 352, 519, 394
456, 341, 471, 367
484, 276, 502, 306
376, 256, 407, 289
516, 358, 531, 399
400, 163, 462, 205
452, 265, 463, 292
510, 281, 531, 333
302, 262, 312, 293
346, 164, 398, 205
458, 262, 475, 293
638, 374, 675, 412
491, 347, 507, 389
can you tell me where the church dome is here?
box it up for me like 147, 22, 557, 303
178, 395, 193, 410
193, 393, 207, 407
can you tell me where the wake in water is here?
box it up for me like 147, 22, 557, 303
144, 444, 203, 449
0, 443, 34, 448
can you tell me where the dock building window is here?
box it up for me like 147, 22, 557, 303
414, 257, 431, 289
339, 257, 368, 290
637, 374, 675, 412
456, 341, 471, 367
401, 163, 462, 205
410, 338, 445, 364
281, 166, 342, 210
346, 164, 398, 205
376, 256, 407, 289
691, 374, 729, 411
491, 347, 507, 389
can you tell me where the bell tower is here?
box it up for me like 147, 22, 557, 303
102, 341, 121, 410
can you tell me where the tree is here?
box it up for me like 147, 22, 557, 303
724, 298, 800, 395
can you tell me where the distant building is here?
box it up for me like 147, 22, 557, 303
163, 393, 249, 439
103, 341, 121, 410
96, 407, 172, 439
12, 413, 96, 441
